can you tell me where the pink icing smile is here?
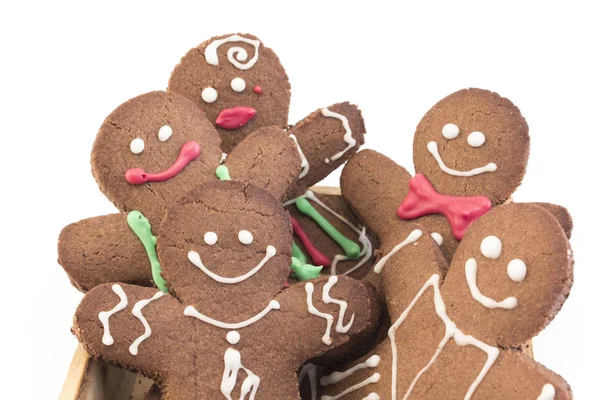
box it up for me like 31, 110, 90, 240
215, 106, 257, 130
125, 141, 202, 185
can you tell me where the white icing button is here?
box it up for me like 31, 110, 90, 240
204, 232, 218, 245
226, 331, 240, 345
201, 87, 218, 103
442, 123, 459, 139
480, 236, 502, 259
238, 230, 253, 245
431, 232, 443, 246
158, 125, 172, 142
231, 77, 246, 92
468, 131, 486, 147
507, 259, 527, 282
130, 138, 145, 154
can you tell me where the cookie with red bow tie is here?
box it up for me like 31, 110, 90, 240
317, 202, 573, 399
73, 180, 379, 400
341, 89, 572, 260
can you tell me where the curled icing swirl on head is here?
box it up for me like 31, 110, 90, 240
205, 35, 261, 70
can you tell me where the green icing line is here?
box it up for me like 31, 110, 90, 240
295, 197, 361, 259
290, 257, 322, 281
127, 211, 168, 293
216, 165, 232, 181
292, 241, 307, 264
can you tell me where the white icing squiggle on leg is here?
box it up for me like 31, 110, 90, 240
321, 373, 381, 400
388, 274, 499, 400
373, 230, 423, 274
289, 134, 310, 179
322, 276, 355, 333
222, 347, 260, 400
129, 291, 165, 355
322, 108, 356, 163
98, 284, 128, 346
320, 355, 380, 386
305, 282, 335, 345
298, 363, 319, 400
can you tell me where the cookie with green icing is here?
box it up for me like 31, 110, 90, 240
73, 181, 379, 399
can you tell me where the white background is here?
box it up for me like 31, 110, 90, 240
1, 1, 598, 398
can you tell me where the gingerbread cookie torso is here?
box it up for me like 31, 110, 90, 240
73, 181, 379, 399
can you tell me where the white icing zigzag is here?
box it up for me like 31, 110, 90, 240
98, 284, 128, 346
322, 107, 356, 163
129, 291, 165, 355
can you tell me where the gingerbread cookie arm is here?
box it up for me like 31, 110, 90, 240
73, 283, 192, 377
268, 276, 378, 364
287, 102, 366, 199
58, 213, 154, 292
532, 202, 573, 239
225, 126, 301, 201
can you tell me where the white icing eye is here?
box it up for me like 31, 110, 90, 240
507, 259, 527, 282
238, 230, 253, 245
204, 232, 218, 245
468, 131, 486, 147
130, 138, 145, 154
431, 232, 443, 246
442, 123, 459, 139
202, 87, 218, 103
158, 125, 172, 142
231, 77, 246, 92
480, 236, 502, 259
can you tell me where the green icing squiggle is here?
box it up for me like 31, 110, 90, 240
127, 211, 168, 293
290, 257, 322, 281
295, 197, 361, 259
292, 241, 307, 264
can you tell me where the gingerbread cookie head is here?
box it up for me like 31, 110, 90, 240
169, 33, 291, 153
413, 88, 529, 204
92, 91, 222, 225
158, 180, 292, 316
442, 203, 573, 346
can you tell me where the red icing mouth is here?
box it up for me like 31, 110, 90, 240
125, 141, 201, 185
215, 106, 257, 130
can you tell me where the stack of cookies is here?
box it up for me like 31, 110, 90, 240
58, 33, 573, 400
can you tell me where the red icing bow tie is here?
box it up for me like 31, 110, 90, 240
397, 174, 492, 240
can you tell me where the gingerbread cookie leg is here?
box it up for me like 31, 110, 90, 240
287, 102, 366, 200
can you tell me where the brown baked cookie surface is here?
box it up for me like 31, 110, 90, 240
92, 90, 222, 226
73, 182, 379, 399
413, 88, 530, 205
169, 33, 290, 153
318, 203, 573, 399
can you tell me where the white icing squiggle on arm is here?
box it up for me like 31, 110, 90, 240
427, 141, 497, 177
465, 258, 518, 309
320, 355, 380, 386
205, 34, 261, 70
129, 291, 165, 355
305, 282, 335, 345
289, 134, 310, 179
373, 230, 423, 274
184, 300, 280, 329
323, 276, 355, 334
98, 284, 128, 346
322, 108, 356, 163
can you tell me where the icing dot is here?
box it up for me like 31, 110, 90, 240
253, 85, 262, 94
130, 138, 145, 154
507, 259, 527, 282
204, 232, 218, 245
442, 123, 459, 139
158, 125, 172, 142
226, 331, 240, 344
468, 131, 486, 147
231, 77, 246, 92
431, 232, 444, 246
238, 230, 253, 245
480, 236, 502, 259
202, 87, 218, 103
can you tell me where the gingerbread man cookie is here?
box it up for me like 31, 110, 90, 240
73, 180, 379, 399
342, 89, 572, 259
318, 202, 573, 399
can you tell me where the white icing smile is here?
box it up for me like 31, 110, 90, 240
188, 245, 276, 284
427, 141, 497, 177
465, 258, 518, 309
